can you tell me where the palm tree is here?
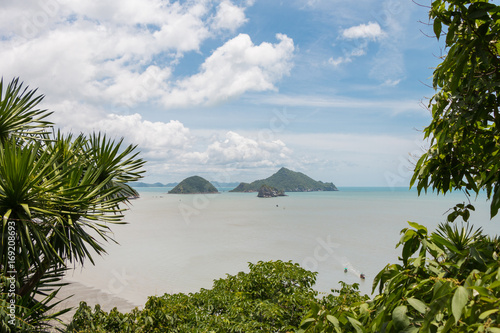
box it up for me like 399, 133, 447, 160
0, 78, 145, 331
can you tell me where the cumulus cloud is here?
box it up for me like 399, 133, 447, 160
93, 114, 192, 152
0, 0, 269, 109
53, 107, 293, 172
211, 0, 248, 32
342, 22, 384, 40
182, 131, 292, 168
162, 33, 294, 108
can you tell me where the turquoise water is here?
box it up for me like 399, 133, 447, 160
64, 187, 500, 306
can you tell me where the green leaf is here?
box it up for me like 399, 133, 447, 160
451, 286, 468, 323
470, 286, 491, 297
434, 18, 442, 39
489, 280, 500, 289
479, 308, 499, 320
326, 314, 340, 328
347, 316, 365, 333
392, 305, 410, 330
408, 221, 428, 234
407, 297, 428, 314
488, 328, 500, 333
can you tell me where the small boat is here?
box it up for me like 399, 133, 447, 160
360, 273, 365, 279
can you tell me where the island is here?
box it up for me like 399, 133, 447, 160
230, 167, 338, 193
257, 185, 287, 198
168, 176, 219, 194
132, 181, 178, 187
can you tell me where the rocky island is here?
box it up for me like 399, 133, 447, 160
168, 176, 219, 194
230, 167, 338, 193
257, 185, 287, 198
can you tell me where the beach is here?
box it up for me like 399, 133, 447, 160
52, 280, 139, 325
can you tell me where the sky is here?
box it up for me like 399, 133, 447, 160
0, 0, 444, 187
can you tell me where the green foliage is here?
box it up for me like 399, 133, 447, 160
0, 78, 52, 143
0, 78, 145, 331
67, 303, 142, 333
0, 267, 72, 333
230, 167, 338, 192
67, 260, 319, 333
298, 222, 500, 332
168, 175, 218, 194
298, 282, 370, 333
411, 0, 500, 217
367, 222, 500, 332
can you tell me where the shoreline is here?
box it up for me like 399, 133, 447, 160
50, 280, 141, 325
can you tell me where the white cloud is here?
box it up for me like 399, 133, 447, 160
328, 57, 347, 67
51, 108, 193, 159
211, 1, 248, 32
328, 0, 411, 85
162, 33, 294, 108
93, 114, 192, 152
254, 94, 426, 116
368, 0, 410, 86
0, 0, 287, 110
50, 106, 294, 174
278, 132, 426, 187
329, 22, 384, 69
342, 22, 384, 40
184, 131, 292, 167
383, 79, 402, 87
103, 66, 172, 108
0, 0, 257, 108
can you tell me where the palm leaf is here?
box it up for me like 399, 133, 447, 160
0, 78, 53, 143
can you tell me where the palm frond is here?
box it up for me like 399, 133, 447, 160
0, 78, 53, 143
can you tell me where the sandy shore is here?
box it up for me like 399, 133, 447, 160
49, 280, 141, 329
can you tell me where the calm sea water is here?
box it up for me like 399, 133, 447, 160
64, 187, 500, 307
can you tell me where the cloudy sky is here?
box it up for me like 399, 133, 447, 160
0, 0, 442, 187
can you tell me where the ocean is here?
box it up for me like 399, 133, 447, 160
63, 187, 500, 308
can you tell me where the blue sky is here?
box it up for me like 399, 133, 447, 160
0, 0, 443, 186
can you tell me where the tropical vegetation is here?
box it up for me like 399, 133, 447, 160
3, 0, 500, 332
0, 78, 144, 331
412, 0, 500, 218
67, 260, 321, 332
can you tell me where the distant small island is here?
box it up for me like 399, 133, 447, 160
230, 167, 338, 193
131, 181, 240, 189
168, 176, 219, 194
132, 182, 178, 187
257, 185, 287, 198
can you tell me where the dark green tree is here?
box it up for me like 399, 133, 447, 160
412, 0, 500, 217
67, 260, 319, 333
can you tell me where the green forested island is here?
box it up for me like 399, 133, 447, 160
168, 176, 219, 194
230, 167, 338, 192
